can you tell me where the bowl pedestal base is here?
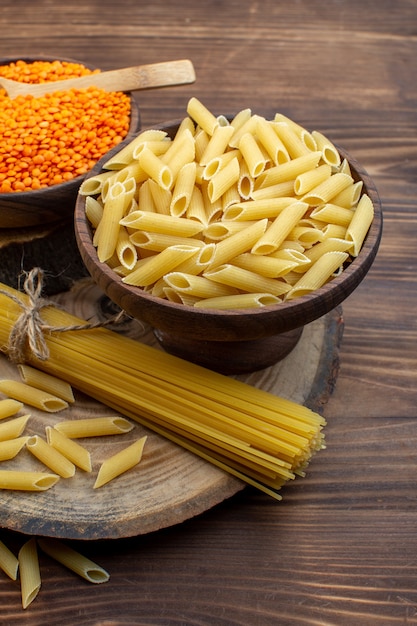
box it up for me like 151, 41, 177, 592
153, 326, 304, 375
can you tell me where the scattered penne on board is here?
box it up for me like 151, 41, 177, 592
80, 97, 374, 310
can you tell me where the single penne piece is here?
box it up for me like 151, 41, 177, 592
204, 264, 291, 297
137, 179, 157, 212
331, 180, 363, 208
163, 129, 196, 181
237, 160, 255, 200
303, 237, 352, 265
230, 108, 252, 132
256, 117, 290, 165
250, 180, 295, 201
172, 243, 216, 276
26, 435, 76, 478
199, 124, 235, 165
131, 139, 171, 160
238, 132, 267, 177
228, 114, 258, 149
122, 245, 201, 287
85, 195, 104, 229
202, 149, 240, 180
204, 221, 259, 241
193, 292, 281, 310
54, 416, 134, 439
96, 187, 128, 263
94, 436, 147, 488
148, 178, 172, 215
231, 253, 299, 278
186, 97, 219, 135
193, 127, 210, 162
294, 164, 332, 196
186, 185, 208, 225
164, 272, 239, 299
311, 130, 341, 167
0, 470, 59, 491
170, 161, 197, 217
115, 226, 138, 270
19, 538, 41, 610
310, 203, 355, 227
272, 122, 311, 159
0, 437, 28, 461
273, 113, 317, 151
0, 415, 30, 442
223, 197, 295, 221
345, 193, 374, 256
102, 129, 167, 169
200, 182, 223, 223
301, 172, 353, 205
252, 201, 309, 255
37, 538, 109, 584
130, 231, 204, 252
286, 251, 349, 299
78, 170, 115, 196
0, 398, 23, 420
0, 539, 19, 580
256, 151, 322, 188
45, 426, 92, 472
138, 147, 173, 190
207, 156, 240, 203
120, 210, 204, 237
207, 218, 268, 269
287, 225, 325, 248
17, 364, 75, 404
0, 380, 68, 413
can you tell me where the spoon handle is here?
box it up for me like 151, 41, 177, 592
5, 59, 196, 98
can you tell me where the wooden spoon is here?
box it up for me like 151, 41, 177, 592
0, 59, 196, 99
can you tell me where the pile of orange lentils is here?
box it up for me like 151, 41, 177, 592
0, 60, 131, 193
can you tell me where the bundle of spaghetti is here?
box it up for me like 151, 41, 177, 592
0, 282, 325, 500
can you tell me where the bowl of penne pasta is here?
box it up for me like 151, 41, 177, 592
74, 98, 382, 374
0, 56, 140, 228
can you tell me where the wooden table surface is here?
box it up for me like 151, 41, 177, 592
1, 1, 417, 623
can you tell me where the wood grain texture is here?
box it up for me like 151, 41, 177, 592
0, 0, 416, 623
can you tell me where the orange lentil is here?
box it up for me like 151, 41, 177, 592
0, 60, 131, 193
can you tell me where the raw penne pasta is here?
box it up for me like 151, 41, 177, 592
331, 180, 363, 208
230, 107, 252, 132
250, 180, 295, 201
207, 156, 240, 203
148, 178, 172, 215
17, 364, 75, 404
238, 132, 267, 177
256, 116, 290, 165
96, 188, 127, 263
273, 122, 311, 159
138, 146, 173, 190
122, 245, 201, 287
54, 416, 134, 439
26, 435, 76, 478
187, 96, 219, 135
0, 437, 28, 461
273, 112, 317, 152
223, 197, 294, 221
0, 398, 23, 420
132, 139, 171, 159
0, 415, 29, 442
115, 226, 138, 270
345, 193, 375, 256
252, 201, 309, 255
237, 160, 254, 199
193, 127, 210, 162
193, 293, 281, 309
0, 539, 19, 580
303, 237, 352, 265
231, 253, 299, 278
310, 203, 355, 227
286, 251, 349, 299
228, 114, 258, 149
172, 243, 216, 276
222, 182, 241, 210
208, 218, 268, 269
0, 380, 68, 413
301, 172, 353, 205
256, 151, 322, 188
19, 538, 41, 609
186, 185, 207, 225
199, 124, 235, 165
170, 161, 197, 216
130, 231, 204, 252
165, 272, 239, 299
93, 436, 147, 488
37, 538, 109, 583
103, 129, 167, 170
45, 426, 92, 472
204, 220, 259, 241
0, 470, 59, 491
311, 129, 341, 166
120, 210, 204, 237
294, 164, 332, 196
204, 264, 291, 297
202, 149, 240, 180
161, 129, 195, 181
85, 195, 104, 228
78, 170, 115, 196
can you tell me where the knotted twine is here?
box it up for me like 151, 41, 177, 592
1, 267, 127, 364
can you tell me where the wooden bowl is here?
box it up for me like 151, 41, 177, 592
0, 56, 140, 229
74, 120, 383, 374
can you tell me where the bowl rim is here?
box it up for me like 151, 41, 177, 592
74, 117, 383, 331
